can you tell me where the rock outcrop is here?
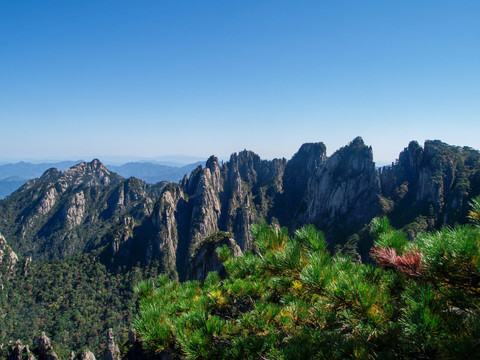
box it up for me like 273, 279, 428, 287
379, 140, 480, 228
103, 328, 120, 360
188, 232, 242, 281
0, 233, 17, 271
273, 142, 327, 226
77, 349, 96, 360
0, 233, 18, 285
5, 340, 35, 360
148, 152, 286, 279
37, 332, 58, 360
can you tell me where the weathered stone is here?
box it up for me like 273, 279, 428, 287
78, 349, 96, 360
0, 234, 18, 283
103, 328, 120, 360
6, 340, 35, 360
38, 332, 58, 360
0, 159, 163, 262
188, 232, 242, 281
0, 234, 18, 270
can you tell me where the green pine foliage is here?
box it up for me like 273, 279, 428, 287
134, 217, 480, 359
468, 195, 480, 227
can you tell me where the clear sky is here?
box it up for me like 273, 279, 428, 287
1, 1, 479, 163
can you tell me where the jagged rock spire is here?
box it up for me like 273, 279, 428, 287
103, 328, 120, 360
38, 332, 59, 360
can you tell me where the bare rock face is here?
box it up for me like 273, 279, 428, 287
151, 184, 187, 277
103, 328, 120, 360
189, 156, 222, 250
62, 159, 119, 187
221, 151, 286, 250
274, 142, 327, 226
0, 234, 18, 285
64, 191, 86, 228
188, 232, 242, 281
299, 137, 381, 238
38, 332, 58, 360
0, 233, 18, 270
151, 153, 286, 279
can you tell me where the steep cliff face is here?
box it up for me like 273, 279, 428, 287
273, 142, 327, 226
298, 137, 381, 239
220, 151, 286, 250
187, 156, 223, 251
150, 184, 187, 277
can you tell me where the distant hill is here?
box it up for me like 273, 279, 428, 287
0, 161, 82, 180
0, 176, 28, 199
0, 161, 82, 199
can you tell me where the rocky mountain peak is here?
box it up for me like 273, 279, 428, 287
350, 136, 365, 147
31, 159, 123, 189
103, 328, 120, 360
228, 150, 261, 172
273, 142, 326, 225
206, 155, 219, 171
398, 141, 423, 173
40, 168, 62, 181
289, 142, 326, 173
62, 159, 121, 187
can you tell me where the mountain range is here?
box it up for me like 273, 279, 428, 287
1, 137, 478, 279
1, 137, 480, 357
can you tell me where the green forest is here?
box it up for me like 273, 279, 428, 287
133, 198, 480, 359
0, 254, 160, 358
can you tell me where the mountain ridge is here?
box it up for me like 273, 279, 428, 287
0, 138, 479, 279
0, 160, 205, 199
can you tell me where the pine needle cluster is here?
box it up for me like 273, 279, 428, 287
133, 198, 480, 359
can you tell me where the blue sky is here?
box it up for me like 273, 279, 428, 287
1, 1, 479, 163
